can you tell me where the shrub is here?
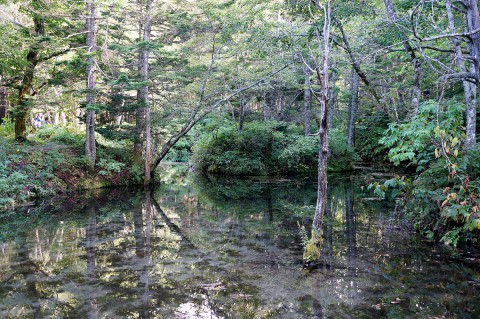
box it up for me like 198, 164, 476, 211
328, 128, 360, 172
355, 115, 390, 163
372, 101, 480, 246
0, 118, 14, 138
97, 158, 126, 176
0, 172, 30, 208
192, 120, 356, 176
273, 134, 318, 174
51, 129, 84, 146
164, 135, 193, 162
35, 125, 85, 147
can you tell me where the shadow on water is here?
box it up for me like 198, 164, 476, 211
0, 169, 479, 318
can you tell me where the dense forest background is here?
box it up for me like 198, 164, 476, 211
0, 0, 479, 245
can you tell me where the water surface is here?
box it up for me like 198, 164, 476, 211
1, 169, 479, 318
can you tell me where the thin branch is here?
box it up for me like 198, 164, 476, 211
420, 27, 480, 42
31, 81, 48, 96
7, 18, 28, 29
421, 45, 462, 54
440, 71, 477, 82
66, 31, 89, 38
410, 0, 426, 42
39, 48, 71, 63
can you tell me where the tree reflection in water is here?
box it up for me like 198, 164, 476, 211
0, 174, 479, 318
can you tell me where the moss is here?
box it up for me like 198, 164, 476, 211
303, 230, 323, 263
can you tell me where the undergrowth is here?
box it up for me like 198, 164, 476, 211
0, 125, 137, 211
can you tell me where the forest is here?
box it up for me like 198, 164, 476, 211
1, 0, 480, 317
0, 0, 480, 245
1, 0, 480, 255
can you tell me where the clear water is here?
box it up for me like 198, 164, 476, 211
1, 168, 479, 318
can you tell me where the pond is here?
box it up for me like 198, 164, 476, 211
0, 167, 479, 318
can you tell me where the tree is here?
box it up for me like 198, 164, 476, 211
382, 0, 422, 118
0, 77, 7, 124
85, 0, 97, 168
138, 0, 153, 185
312, 0, 332, 234
2, 0, 72, 141
303, 64, 312, 136
14, 0, 47, 141
346, 67, 359, 147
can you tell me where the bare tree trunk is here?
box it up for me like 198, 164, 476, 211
464, 0, 479, 149
303, 65, 312, 136
446, 0, 476, 150
145, 103, 151, 185
114, 114, 123, 126
85, 0, 97, 169
313, 0, 331, 233
347, 67, 360, 147
134, 109, 145, 165
138, 0, 153, 185
383, 0, 422, 118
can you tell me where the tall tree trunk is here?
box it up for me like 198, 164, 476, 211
383, 0, 422, 118
85, 0, 97, 168
14, 11, 45, 141
347, 67, 360, 147
137, 0, 153, 185
446, 0, 476, 150
0, 81, 7, 124
464, 0, 480, 149
264, 91, 275, 121
313, 0, 331, 233
238, 94, 245, 132
303, 65, 312, 136
133, 57, 145, 164
327, 69, 337, 131
145, 105, 151, 184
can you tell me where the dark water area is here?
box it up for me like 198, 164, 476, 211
1, 167, 479, 318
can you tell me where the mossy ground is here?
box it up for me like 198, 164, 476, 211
0, 129, 137, 211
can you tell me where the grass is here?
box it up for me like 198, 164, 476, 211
0, 124, 138, 211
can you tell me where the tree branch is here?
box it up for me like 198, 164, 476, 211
39, 48, 71, 63
150, 62, 294, 176
420, 27, 480, 42
332, 16, 383, 106
440, 71, 477, 82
